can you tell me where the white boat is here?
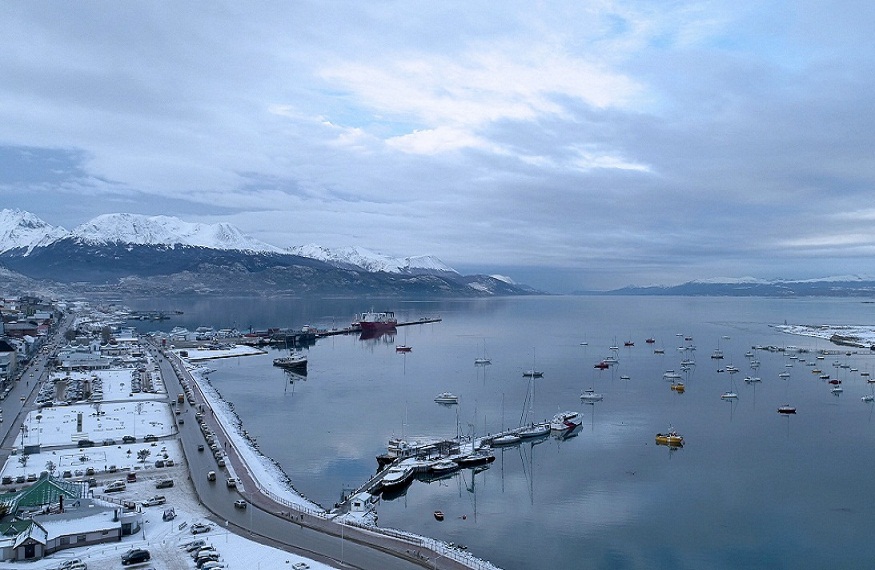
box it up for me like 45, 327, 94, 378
491, 433, 522, 446
517, 423, 550, 439
434, 392, 459, 404
778, 404, 797, 414
744, 376, 761, 383
580, 389, 604, 402
721, 391, 738, 400
272, 351, 308, 371
778, 372, 790, 378
663, 370, 682, 380
862, 395, 874, 402
380, 464, 414, 491
475, 338, 491, 365
428, 459, 460, 474
550, 411, 583, 431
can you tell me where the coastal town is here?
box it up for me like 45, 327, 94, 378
0, 297, 495, 570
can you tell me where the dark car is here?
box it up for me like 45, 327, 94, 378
156, 478, 174, 489
77, 439, 95, 448
121, 548, 151, 565
143, 434, 157, 442
122, 435, 137, 444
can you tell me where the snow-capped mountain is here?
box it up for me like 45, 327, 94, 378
71, 213, 285, 253
288, 244, 458, 275
0, 210, 532, 297
0, 209, 70, 254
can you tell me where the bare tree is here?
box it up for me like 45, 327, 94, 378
137, 449, 151, 464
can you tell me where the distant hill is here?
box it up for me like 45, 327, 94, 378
598, 276, 875, 297
0, 209, 539, 297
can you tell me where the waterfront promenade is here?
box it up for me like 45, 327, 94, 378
154, 340, 497, 570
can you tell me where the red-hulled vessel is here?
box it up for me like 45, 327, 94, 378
355, 310, 398, 332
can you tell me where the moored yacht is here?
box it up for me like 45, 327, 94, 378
550, 411, 583, 431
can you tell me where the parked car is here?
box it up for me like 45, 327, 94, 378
226, 477, 237, 488
104, 480, 126, 493
57, 558, 85, 570
200, 562, 226, 570
193, 547, 217, 559
183, 539, 206, 552
196, 555, 220, 568
141, 495, 166, 507
122, 435, 137, 443
102, 438, 117, 446
121, 548, 151, 565
154, 459, 165, 468
190, 522, 212, 535
126, 472, 137, 482
234, 499, 247, 509
77, 439, 94, 448
143, 434, 158, 442
217, 458, 226, 468
156, 478, 174, 489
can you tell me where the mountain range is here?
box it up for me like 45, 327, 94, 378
0, 209, 536, 297
599, 276, 875, 297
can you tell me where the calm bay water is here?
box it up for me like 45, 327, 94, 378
130, 295, 875, 569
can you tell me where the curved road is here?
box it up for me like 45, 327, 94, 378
152, 343, 486, 570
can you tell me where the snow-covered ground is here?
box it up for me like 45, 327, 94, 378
13, 459, 330, 570
776, 323, 875, 346
171, 345, 265, 362
0, 340, 331, 570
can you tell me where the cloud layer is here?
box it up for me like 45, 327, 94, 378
1, 1, 872, 290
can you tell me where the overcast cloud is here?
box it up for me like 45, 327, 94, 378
1, 1, 873, 291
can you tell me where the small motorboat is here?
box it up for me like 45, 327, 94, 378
429, 459, 460, 475
663, 370, 682, 380
434, 392, 459, 404
580, 389, 604, 402
645, 338, 655, 344
721, 391, 738, 400
594, 361, 609, 370
862, 395, 874, 403
434, 510, 445, 521
670, 382, 685, 393
655, 428, 684, 447
474, 357, 491, 365
777, 405, 797, 414
395, 345, 412, 352
744, 376, 762, 383
620, 375, 630, 380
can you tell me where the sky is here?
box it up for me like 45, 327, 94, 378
1, 1, 874, 292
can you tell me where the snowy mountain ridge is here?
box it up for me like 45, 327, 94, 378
287, 244, 457, 274
0, 210, 456, 275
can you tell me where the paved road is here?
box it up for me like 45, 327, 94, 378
152, 343, 485, 570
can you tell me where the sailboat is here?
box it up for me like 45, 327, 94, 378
474, 338, 492, 365
522, 348, 543, 378
518, 357, 550, 438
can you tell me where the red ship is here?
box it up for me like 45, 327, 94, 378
355, 310, 398, 332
